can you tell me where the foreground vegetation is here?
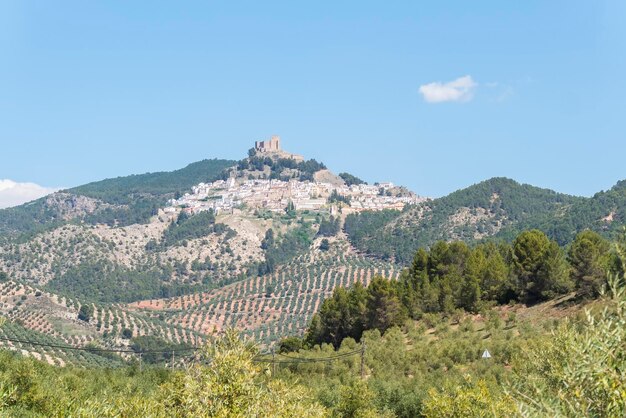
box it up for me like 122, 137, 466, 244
0, 279, 624, 417
0, 331, 324, 417
0, 230, 624, 416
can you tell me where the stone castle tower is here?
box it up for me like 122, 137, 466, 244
254, 135, 304, 162
255, 135, 281, 153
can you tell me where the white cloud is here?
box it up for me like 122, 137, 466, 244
419, 75, 477, 103
0, 179, 60, 209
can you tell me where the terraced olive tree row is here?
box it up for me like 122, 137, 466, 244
0, 322, 124, 368
0, 280, 206, 365
134, 241, 401, 345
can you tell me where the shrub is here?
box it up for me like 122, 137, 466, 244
78, 304, 94, 322
508, 275, 626, 416
162, 330, 326, 417
423, 377, 514, 417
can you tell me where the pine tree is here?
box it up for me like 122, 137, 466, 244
460, 249, 485, 312
512, 230, 571, 304
366, 276, 407, 332
568, 230, 610, 297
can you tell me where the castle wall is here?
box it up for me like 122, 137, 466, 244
255, 135, 282, 153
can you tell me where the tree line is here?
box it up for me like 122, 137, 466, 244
304, 229, 616, 348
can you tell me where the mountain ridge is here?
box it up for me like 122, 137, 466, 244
343, 176, 626, 263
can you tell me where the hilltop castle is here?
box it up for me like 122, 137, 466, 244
255, 135, 281, 153
255, 135, 304, 162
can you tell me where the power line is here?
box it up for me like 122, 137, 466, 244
252, 349, 361, 364
0, 336, 199, 355
0, 335, 361, 366
276, 349, 361, 362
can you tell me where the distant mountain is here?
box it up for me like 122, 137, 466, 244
71, 158, 236, 201
0, 158, 235, 238
511, 180, 626, 244
344, 177, 626, 264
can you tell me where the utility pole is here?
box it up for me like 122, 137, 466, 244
271, 346, 276, 377
171, 350, 175, 369
139, 353, 143, 372
360, 341, 366, 379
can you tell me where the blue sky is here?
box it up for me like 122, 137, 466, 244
1, 1, 624, 206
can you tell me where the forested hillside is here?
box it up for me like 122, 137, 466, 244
344, 177, 626, 264
0, 158, 235, 238
509, 179, 626, 244
71, 159, 236, 202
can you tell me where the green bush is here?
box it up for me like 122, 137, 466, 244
508, 275, 626, 416
78, 304, 94, 322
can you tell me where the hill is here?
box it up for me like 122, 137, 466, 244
509, 180, 626, 244
0, 158, 235, 239
345, 177, 626, 265
0, 286, 614, 416
345, 178, 626, 265
344, 177, 585, 263
0, 231, 398, 361
128, 236, 400, 346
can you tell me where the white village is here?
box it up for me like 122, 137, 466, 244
166, 137, 427, 216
